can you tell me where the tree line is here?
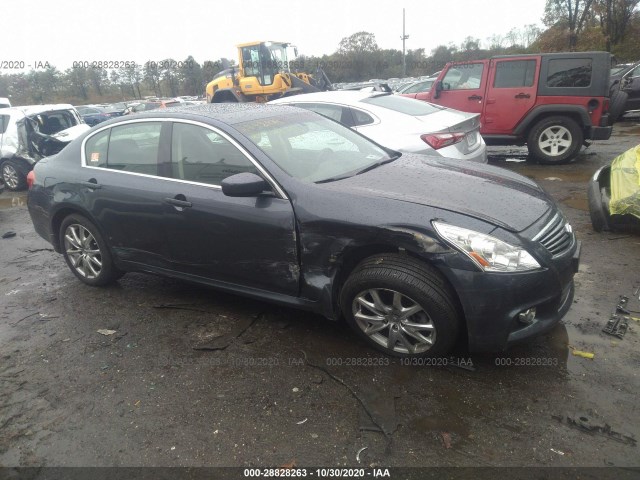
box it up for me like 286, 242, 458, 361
1, 0, 638, 106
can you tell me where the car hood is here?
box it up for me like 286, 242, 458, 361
319, 154, 553, 232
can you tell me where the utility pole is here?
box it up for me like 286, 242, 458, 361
401, 8, 409, 77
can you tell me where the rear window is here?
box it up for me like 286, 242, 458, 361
0, 114, 9, 134
361, 94, 442, 116
547, 59, 592, 87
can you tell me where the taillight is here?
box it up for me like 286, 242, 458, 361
27, 170, 35, 189
602, 98, 610, 114
421, 132, 466, 150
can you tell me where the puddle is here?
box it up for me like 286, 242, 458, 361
616, 125, 640, 136
563, 192, 589, 211
0, 193, 27, 209
502, 164, 594, 183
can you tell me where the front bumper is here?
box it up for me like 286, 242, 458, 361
438, 240, 580, 352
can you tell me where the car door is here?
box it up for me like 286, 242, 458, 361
430, 61, 487, 118
81, 120, 177, 268
483, 57, 538, 134
162, 120, 298, 295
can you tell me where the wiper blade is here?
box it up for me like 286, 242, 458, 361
353, 154, 401, 176
315, 154, 400, 184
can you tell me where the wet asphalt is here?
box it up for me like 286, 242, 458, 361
0, 119, 639, 471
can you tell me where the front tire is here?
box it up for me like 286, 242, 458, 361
59, 214, 123, 286
527, 116, 583, 164
340, 254, 460, 357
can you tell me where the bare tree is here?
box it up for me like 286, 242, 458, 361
544, 0, 595, 49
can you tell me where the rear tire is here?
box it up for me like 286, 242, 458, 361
527, 116, 583, 164
1, 159, 27, 191
340, 254, 460, 357
59, 214, 123, 286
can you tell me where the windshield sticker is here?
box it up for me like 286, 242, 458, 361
90, 152, 100, 163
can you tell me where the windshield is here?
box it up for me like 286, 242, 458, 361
362, 94, 443, 115
235, 111, 394, 183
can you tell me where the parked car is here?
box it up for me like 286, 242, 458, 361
76, 106, 115, 126
610, 60, 640, 113
124, 99, 181, 115
1, 104, 90, 190
27, 103, 579, 357
423, 52, 616, 164
269, 90, 487, 163
0, 97, 11, 109
397, 78, 436, 97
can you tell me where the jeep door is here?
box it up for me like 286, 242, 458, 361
430, 61, 487, 118
483, 57, 539, 134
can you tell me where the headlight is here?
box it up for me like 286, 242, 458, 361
433, 221, 541, 272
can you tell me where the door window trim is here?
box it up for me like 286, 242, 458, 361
80, 117, 288, 199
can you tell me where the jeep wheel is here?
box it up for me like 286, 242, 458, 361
527, 116, 583, 165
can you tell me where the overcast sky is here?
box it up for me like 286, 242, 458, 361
3, 0, 548, 71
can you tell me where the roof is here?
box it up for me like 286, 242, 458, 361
269, 90, 386, 105
134, 102, 310, 125
1, 104, 77, 117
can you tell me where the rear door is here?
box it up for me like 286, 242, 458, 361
429, 61, 487, 117
483, 57, 539, 134
622, 63, 640, 110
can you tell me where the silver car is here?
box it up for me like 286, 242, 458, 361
269, 90, 487, 163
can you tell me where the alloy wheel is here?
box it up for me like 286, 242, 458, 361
63, 224, 103, 279
2, 163, 19, 190
538, 126, 572, 157
352, 288, 436, 354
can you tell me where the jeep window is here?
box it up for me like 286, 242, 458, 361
361, 94, 443, 116
547, 59, 592, 88
442, 64, 484, 90
494, 60, 536, 88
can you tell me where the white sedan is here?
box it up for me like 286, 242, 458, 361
269, 90, 487, 163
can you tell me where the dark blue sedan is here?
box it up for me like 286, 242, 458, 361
27, 104, 580, 357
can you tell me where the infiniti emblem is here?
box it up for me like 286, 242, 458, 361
565, 224, 573, 233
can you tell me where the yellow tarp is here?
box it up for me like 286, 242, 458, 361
610, 144, 640, 219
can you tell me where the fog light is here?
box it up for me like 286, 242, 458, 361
518, 308, 537, 325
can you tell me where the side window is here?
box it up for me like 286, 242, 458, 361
631, 65, 640, 77
494, 60, 537, 88
85, 129, 110, 168
171, 122, 259, 186
547, 59, 592, 87
107, 122, 162, 175
296, 103, 354, 126
443, 64, 484, 90
351, 108, 375, 126
0, 114, 9, 134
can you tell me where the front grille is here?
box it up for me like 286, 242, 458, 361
533, 214, 573, 256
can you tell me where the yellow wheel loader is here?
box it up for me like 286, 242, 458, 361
205, 41, 332, 103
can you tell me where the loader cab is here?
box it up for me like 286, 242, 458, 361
239, 41, 291, 87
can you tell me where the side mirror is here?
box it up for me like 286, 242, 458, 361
221, 172, 270, 197
434, 80, 443, 99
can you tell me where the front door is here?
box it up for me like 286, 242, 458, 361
162, 121, 299, 296
430, 61, 487, 119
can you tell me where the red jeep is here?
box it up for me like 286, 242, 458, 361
422, 52, 617, 164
